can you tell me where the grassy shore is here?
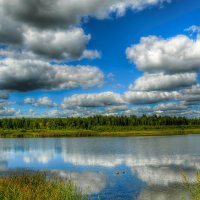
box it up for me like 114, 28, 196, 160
0, 126, 200, 138
0, 173, 87, 200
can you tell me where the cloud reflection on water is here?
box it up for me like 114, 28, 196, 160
137, 185, 191, 200
0, 136, 199, 199
50, 170, 106, 194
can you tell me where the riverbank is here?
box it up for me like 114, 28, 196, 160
0, 126, 200, 138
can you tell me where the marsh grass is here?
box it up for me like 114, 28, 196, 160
0, 173, 87, 200
182, 171, 200, 200
1, 126, 200, 138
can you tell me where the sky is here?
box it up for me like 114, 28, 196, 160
0, 0, 200, 118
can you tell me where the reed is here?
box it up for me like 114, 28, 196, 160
182, 171, 200, 200
0, 173, 87, 200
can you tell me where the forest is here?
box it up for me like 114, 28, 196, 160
0, 115, 199, 130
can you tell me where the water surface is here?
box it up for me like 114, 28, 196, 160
0, 135, 199, 199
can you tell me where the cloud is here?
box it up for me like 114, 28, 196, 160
124, 91, 178, 104
185, 25, 200, 34
62, 92, 124, 108
0, 58, 104, 91
46, 107, 107, 118
0, 91, 20, 117
0, 0, 170, 60
182, 84, 200, 95
47, 100, 192, 117
125, 32, 200, 111
121, 101, 192, 116
81, 50, 101, 60
0, 91, 19, 117
0, 25, 99, 61
24, 97, 56, 107
0, 13, 23, 45
126, 35, 200, 73
178, 85, 200, 105
46, 109, 77, 118
106, 105, 128, 112
22, 84, 200, 117
24, 97, 35, 104
130, 73, 197, 91
0, 107, 19, 117
36, 97, 57, 107
24, 28, 96, 60
110, 0, 171, 16
154, 102, 188, 112
0, 91, 9, 100
1, 0, 170, 29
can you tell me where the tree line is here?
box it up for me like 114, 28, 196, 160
0, 115, 199, 130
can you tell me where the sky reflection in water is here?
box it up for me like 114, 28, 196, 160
0, 135, 199, 200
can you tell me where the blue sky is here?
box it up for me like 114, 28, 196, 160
1, 0, 200, 117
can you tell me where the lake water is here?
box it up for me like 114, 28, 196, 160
0, 135, 199, 199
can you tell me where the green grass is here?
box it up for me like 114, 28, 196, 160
182, 171, 200, 200
0, 126, 200, 138
0, 173, 87, 200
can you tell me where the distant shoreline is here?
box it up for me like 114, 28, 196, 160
0, 127, 200, 138
0, 116, 200, 138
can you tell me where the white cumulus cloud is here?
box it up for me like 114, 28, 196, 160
130, 73, 197, 91
124, 91, 178, 104
62, 92, 124, 108
126, 35, 200, 73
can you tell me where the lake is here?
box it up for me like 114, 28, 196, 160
0, 135, 199, 199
